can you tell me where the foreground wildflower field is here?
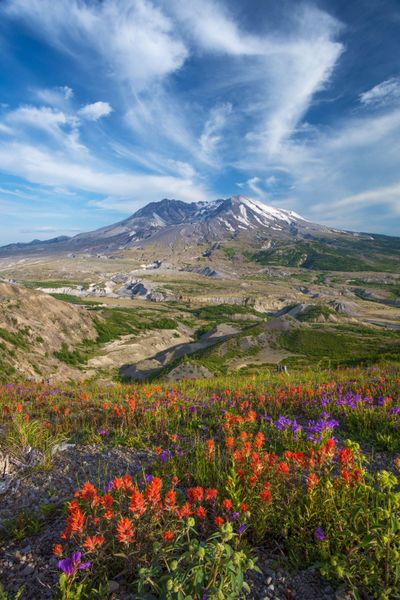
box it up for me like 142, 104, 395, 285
1, 366, 400, 600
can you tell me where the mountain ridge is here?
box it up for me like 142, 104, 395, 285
0, 196, 399, 273
0, 195, 331, 252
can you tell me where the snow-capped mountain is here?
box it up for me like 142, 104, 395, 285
0, 196, 339, 255
66, 196, 327, 249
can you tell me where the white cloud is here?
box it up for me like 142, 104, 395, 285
35, 86, 74, 107
170, 1, 343, 156
359, 78, 400, 108
332, 183, 400, 214
199, 103, 232, 164
3, 105, 85, 153
79, 101, 113, 121
0, 141, 208, 203
3, 0, 188, 92
168, 0, 261, 56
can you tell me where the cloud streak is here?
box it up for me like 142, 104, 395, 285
0, 0, 399, 241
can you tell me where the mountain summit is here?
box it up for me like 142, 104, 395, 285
1, 196, 327, 255
1, 196, 399, 274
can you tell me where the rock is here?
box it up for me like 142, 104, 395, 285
0, 452, 11, 477
51, 442, 76, 457
27, 448, 44, 467
21, 565, 35, 577
106, 581, 120, 593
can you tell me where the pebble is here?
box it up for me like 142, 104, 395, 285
21, 564, 35, 576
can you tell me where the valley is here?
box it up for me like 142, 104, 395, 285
0, 197, 398, 384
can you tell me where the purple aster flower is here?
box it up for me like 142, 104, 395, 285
57, 552, 91, 577
231, 511, 239, 521
314, 527, 327, 541
238, 523, 246, 535
98, 428, 107, 436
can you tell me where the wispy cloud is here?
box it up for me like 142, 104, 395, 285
359, 77, 400, 108
0, 0, 399, 241
199, 103, 232, 165
3, 0, 188, 91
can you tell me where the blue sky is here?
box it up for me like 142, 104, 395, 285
0, 0, 399, 244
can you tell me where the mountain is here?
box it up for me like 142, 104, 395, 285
0, 196, 399, 272
0, 196, 326, 253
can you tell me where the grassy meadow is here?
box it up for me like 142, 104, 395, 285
1, 365, 400, 598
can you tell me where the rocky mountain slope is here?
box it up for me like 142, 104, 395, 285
0, 282, 97, 380
1, 195, 398, 273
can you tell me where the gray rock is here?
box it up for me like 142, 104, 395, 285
21, 565, 35, 577
106, 581, 120, 593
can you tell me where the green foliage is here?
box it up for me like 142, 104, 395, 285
0, 583, 24, 600
279, 327, 400, 366
0, 327, 28, 349
1, 511, 42, 541
222, 247, 237, 260
296, 304, 336, 322
251, 233, 400, 272
137, 520, 255, 600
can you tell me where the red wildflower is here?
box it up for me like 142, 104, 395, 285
83, 535, 105, 552
215, 516, 224, 527
222, 498, 233, 511
145, 477, 162, 505
53, 544, 63, 557
117, 517, 134, 544
277, 462, 290, 476
195, 506, 206, 519
129, 489, 146, 517
164, 489, 177, 511
163, 530, 174, 542
205, 488, 218, 502
306, 473, 319, 492
76, 482, 97, 500
101, 494, 113, 510
259, 489, 272, 503
177, 502, 192, 519
254, 431, 265, 449
206, 439, 215, 458
187, 486, 204, 503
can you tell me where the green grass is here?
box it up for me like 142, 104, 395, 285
296, 304, 336, 322
251, 234, 400, 272
0, 327, 28, 349
278, 327, 400, 366
49, 293, 103, 306
23, 280, 90, 289
53, 307, 179, 367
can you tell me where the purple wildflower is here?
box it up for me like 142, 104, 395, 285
57, 552, 91, 577
314, 527, 327, 541
103, 480, 113, 492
